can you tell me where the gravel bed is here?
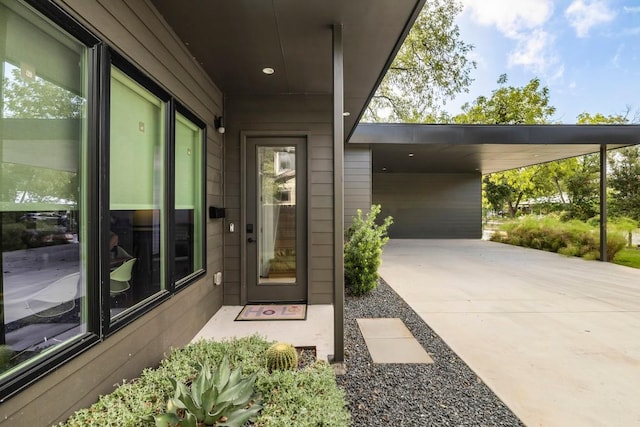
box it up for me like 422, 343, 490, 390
336, 279, 525, 426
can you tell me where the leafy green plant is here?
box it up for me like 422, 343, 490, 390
491, 215, 627, 260
59, 336, 350, 427
143, 357, 262, 427
265, 342, 298, 372
344, 205, 393, 296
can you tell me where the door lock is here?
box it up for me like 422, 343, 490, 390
247, 237, 256, 243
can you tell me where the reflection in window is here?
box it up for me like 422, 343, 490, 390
174, 112, 204, 283
0, 0, 87, 374
258, 147, 296, 284
109, 67, 165, 318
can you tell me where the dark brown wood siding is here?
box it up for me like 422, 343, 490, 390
373, 173, 482, 239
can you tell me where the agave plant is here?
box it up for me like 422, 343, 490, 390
144, 357, 262, 427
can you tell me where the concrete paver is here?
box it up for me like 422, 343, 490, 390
357, 318, 434, 364
379, 239, 640, 427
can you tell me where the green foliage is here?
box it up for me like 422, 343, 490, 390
491, 215, 627, 260
58, 336, 350, 427
609, 146, 640, 221
454, 74, 556, 125
143, 357, 262, 427
344, 205, 393, 296
265, 343, 298, 372
364, 0, 476, 122
613, 248, 640, 268
255, 362, 350, 427
0, 345, 14, 371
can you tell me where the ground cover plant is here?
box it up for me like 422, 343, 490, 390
491, 215, 627, 260
58, 335, 350, 427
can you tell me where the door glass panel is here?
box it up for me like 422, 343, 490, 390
258, 146, 296, 284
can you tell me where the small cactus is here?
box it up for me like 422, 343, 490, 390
266, 342, 298, 372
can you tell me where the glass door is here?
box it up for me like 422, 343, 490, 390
246, 137, 306, 302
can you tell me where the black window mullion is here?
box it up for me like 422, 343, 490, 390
166, 99, 176, 291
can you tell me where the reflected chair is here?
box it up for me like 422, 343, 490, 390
26, 272, 80, 318
110, 258, 136, 296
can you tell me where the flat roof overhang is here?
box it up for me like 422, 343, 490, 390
149, 0, 425, 137
351, 123, 640, 174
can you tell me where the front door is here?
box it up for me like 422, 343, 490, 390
246, 136, 307, 302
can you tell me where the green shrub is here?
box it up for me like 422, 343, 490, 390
494, 215, 627, 261
58, 336, 350, 427
344, 204, 393, 296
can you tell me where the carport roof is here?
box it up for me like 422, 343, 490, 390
351, 123, 640, 174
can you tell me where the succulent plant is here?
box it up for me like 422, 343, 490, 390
142, 357, 262, 427
266, 342, 298, 372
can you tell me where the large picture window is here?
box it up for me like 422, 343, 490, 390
108, 67, 166, 319
0, 0, 88, 375
0, 0, 207, 398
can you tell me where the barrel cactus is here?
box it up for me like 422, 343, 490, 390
266, 342, 298, 372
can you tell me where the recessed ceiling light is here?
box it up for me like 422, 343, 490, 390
382, 167, 387, 171
408, 153, 414, 157
262, 67, 275, 75
343, 111, 351, 117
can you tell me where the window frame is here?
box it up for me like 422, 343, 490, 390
0, 0, 101, 400
173, 102, 207, 289
0, 0, 210, 399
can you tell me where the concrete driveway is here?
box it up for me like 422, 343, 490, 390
379, 239, 640, 427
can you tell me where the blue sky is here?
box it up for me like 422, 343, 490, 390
446, 0, 640, 123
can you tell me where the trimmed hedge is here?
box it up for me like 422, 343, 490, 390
58, 335, 350, 427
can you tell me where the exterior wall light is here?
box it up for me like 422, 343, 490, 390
215, 116, 225, 134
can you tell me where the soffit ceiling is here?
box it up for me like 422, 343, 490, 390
351, 124, 640, 174
149, 0, 424, 135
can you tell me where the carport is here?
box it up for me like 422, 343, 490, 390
379, 238, 640, 426
348, 123, 640, 260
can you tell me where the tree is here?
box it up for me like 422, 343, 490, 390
454, 74, 556, 124
364, 0, 476, 123
609, 146, 640, 220
562, 154, 600, 221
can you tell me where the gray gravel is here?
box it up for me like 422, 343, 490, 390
336, 279, 525, 426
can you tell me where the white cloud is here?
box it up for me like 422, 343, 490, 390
623, 6, 640, 13
508, 30, 557, 73
565, 0, 616, 38
461, 0, 561, 78
461, 0, 553, 37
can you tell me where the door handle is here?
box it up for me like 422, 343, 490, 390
247, 237, 255, 243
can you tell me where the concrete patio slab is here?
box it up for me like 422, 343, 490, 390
379, 239, 640, 427
356, 318, 434, 364
191, 305, 334, 362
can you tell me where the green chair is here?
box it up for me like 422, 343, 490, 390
110, 258, 136, 296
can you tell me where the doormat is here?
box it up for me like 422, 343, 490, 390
235, 304, 307, 321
